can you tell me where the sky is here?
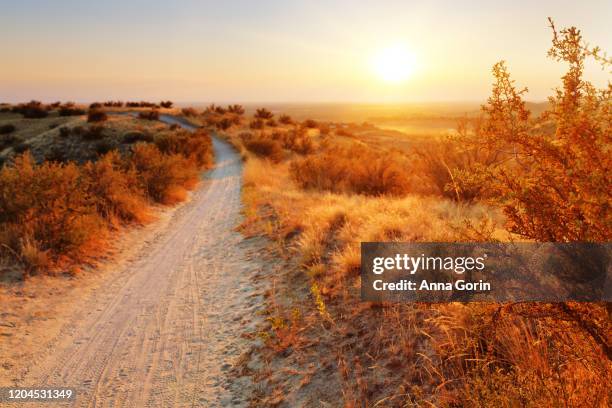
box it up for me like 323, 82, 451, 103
1, 0, 610, 103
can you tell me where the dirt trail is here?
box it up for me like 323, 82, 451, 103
17, 116, 268, 407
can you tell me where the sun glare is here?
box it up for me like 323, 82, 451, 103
372, 44, 417, 83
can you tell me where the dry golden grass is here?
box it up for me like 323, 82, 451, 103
243, 157, 504, 290
241, 152, 611, 407
232, 85, 610, 405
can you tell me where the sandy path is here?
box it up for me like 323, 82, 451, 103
16, 116, 267, 407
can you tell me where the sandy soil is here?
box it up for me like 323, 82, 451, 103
1, 117, 272, 406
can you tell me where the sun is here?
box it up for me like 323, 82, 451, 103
371, 44, 417, 83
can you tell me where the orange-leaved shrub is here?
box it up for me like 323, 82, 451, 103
413, 120, 503, 201
11, 100, 49, 118
128, 144, 199, 204
138, 110, 160, 121
87, 110, 108, 123
290, 144, 412, 196
254, 108, 274, 120
456, 19, 611, 242
181, 107, 198, 117
244, 138, 284, 163
227, 104, 245, 115
82, 151, 148, 224
270, 129, 315, 154
154, 129, 214, 168
0, 154, 105, 270
0, 127, 214, 275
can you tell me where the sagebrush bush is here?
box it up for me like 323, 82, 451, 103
46, 146, 67, 163
249, 119, 264, 129
82, 151, 147, 224
216, 118, 233, 130
280, 129, 315, 154
204, 104, 218, 114
230, 115, 242, 125
103, 101, 124, 107
303, 119, 318, 128
58, 127, 71, 138
87, 110, 107, 123
13, 142, 30, 153
82, 125, 105, 141
456, 20, 611, 242
134, 101, 156, 108
0, 124, 16, 134
181, 107, 198, 117
0, 124, 214, 273
227, 104, 245, 115
12, 101, 48, 118
254, 108, 273, 120
279, 114, 293, 125
290, 144, 412, 196
154, 129, 213, 168
244, 138, 284, 162
0, 154, 104, 270
122, 131, 154, 144
138, 110, 160, 121
0, 134, 19, 150
129, 143, 199, 204
59, 103, 86, 116
94, 140, 115, 156
414, 129, 500, 201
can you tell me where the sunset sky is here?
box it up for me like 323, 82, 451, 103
1, 0, 610, 103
